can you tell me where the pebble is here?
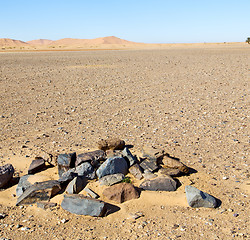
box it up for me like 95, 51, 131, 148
0, 213, 6, 219
233, 213, 239, 217
20, 226, 30, 231
222, 176, 229, 180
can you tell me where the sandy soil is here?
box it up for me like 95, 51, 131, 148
0, 44, 249, 239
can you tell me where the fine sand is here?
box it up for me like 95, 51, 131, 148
0, 43, 249, 239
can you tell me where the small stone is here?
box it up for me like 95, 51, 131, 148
0, 213, 6, 219
20, 227, 30, 231
16, 175, 33, 197
0, 164, 15, 188
142, 146, 165, 162
99, 173, 125, 186
75, 150, 106, 167
60, 218, 67, 223
97, 138, 125, 151
83, 188, 99, 199
233, 213, 239, 217
57, 153, 76, 177
65, 176, 87, 194
129, 164, 143, 180
96, 156, 128, 179
139, 176, 177, 191
222, 176, 229, 180
28, 158, 45, 174
61, 194, 107, 217
140, 159, 158, 172
158, 167, 181, 177
185, 185, 217, 208
121, 147, 137, 167
37, 202, 57, 210
162, 156, 189, 174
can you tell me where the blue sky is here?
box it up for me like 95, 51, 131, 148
0, 0, 249, 43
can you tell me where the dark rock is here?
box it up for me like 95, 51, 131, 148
162, 156, 189, 174
57, 153, 76, 177
99, 173, 125, 186
16, 180, 61, 206
185, 185, 217, 208
37, 201, 57, 210
16, 175, 33, 197
103, 182, 139, 203
65, 176, 87, 194
140, 159, 158, 172
158, 167, 181, 177
75, 150, 106, 168
28, 158, 45, 174
129, 163, 143, 180
96, 156, 128, 179
0, 164, 14, 188
97, 138, 125, 151
61, 194, 107, 217
142, 170, 157, 180
58, 171, 77, 184
121, 147, 136, 167
139, 176, 177, 191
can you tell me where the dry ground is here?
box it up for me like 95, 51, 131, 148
0, 44, 249, 239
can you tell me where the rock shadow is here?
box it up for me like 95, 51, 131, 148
104, 203, 121, 216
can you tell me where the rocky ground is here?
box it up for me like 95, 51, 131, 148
0, 45, 249, 239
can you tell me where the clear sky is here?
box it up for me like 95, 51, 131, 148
0, 0, 249, 43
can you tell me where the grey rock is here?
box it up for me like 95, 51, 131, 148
58, 171, 77, 184
129, 163, 143, 180
139, 176, 176, 191
57, 153, 76, 177
61, 194, 107, 217
16, 175, 33, 197
185, 185, 217, 208
99, 173, 125, 186
36, 201, 57, 210
0, 164, 14, 188
121, 147, 137, 167
142, 146, 165, 162
65, 176, 87, 194
16, 180, 61, 206
83, 188, 99, 199
96, 156, 128, 179
140, 159, 158, 172
75, 150, 106, 168
142, 170, 157, 180
28, 158, 45, 174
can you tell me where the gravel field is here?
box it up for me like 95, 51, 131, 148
0, 45, 249, 239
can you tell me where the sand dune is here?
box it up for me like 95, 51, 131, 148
0, 38, 28, 48
27, 39, 54, 45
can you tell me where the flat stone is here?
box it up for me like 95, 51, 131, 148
140, 159, 158, 172
185, 185, 217, 208
162, 156, 189, 174
75, 150, 106, 167
129, 163, 143, 180
96, 156, 128, 179
16, 175, 33, 197
61, 194, 107, 217
142, 170, 157, 180
0, 164, 14, 188
28, 158, 45, 174
121, 147, 137, 167
158, 167, 181, 177
36, 201, 57, 210
103, 182, 139, 203
16, 180, 61, 206
97, 138, 125, 151
139, 176, 177, 191
57, 153, 76, 177
83, 188, 99, 199
142, 146, 165, 162
65, 176, 87, 194
99, 173, 125, 186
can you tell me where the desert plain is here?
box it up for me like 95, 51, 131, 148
0, 42, 249, 239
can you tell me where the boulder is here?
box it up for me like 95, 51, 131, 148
139, 176, 177, 191
75, 150, 106, 168
16, 180, 61, 206
129, 163, 143, 180
96, 156, 128, 179
158, 167, 181, 177
162, 156, 189, 174
99, 173, 125, 186
28, 158, 45, 174
185, 185, 217, 208
16, 175, 33, 197
97, 138, 125, 151
140, 159, 158, 172
57, 152, 76, 177
103, 182, 139, 203
61, 194, 107, 217
0, 164, 14, 188
65, 176, 87, 194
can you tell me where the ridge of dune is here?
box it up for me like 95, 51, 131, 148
0, 38, 28, 47
27, 39, 54, 45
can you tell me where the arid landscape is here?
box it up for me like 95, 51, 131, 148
0, 41, 249, 239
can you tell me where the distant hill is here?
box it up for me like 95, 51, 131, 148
0, 38, 28, 47
27, 39, 53, 45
